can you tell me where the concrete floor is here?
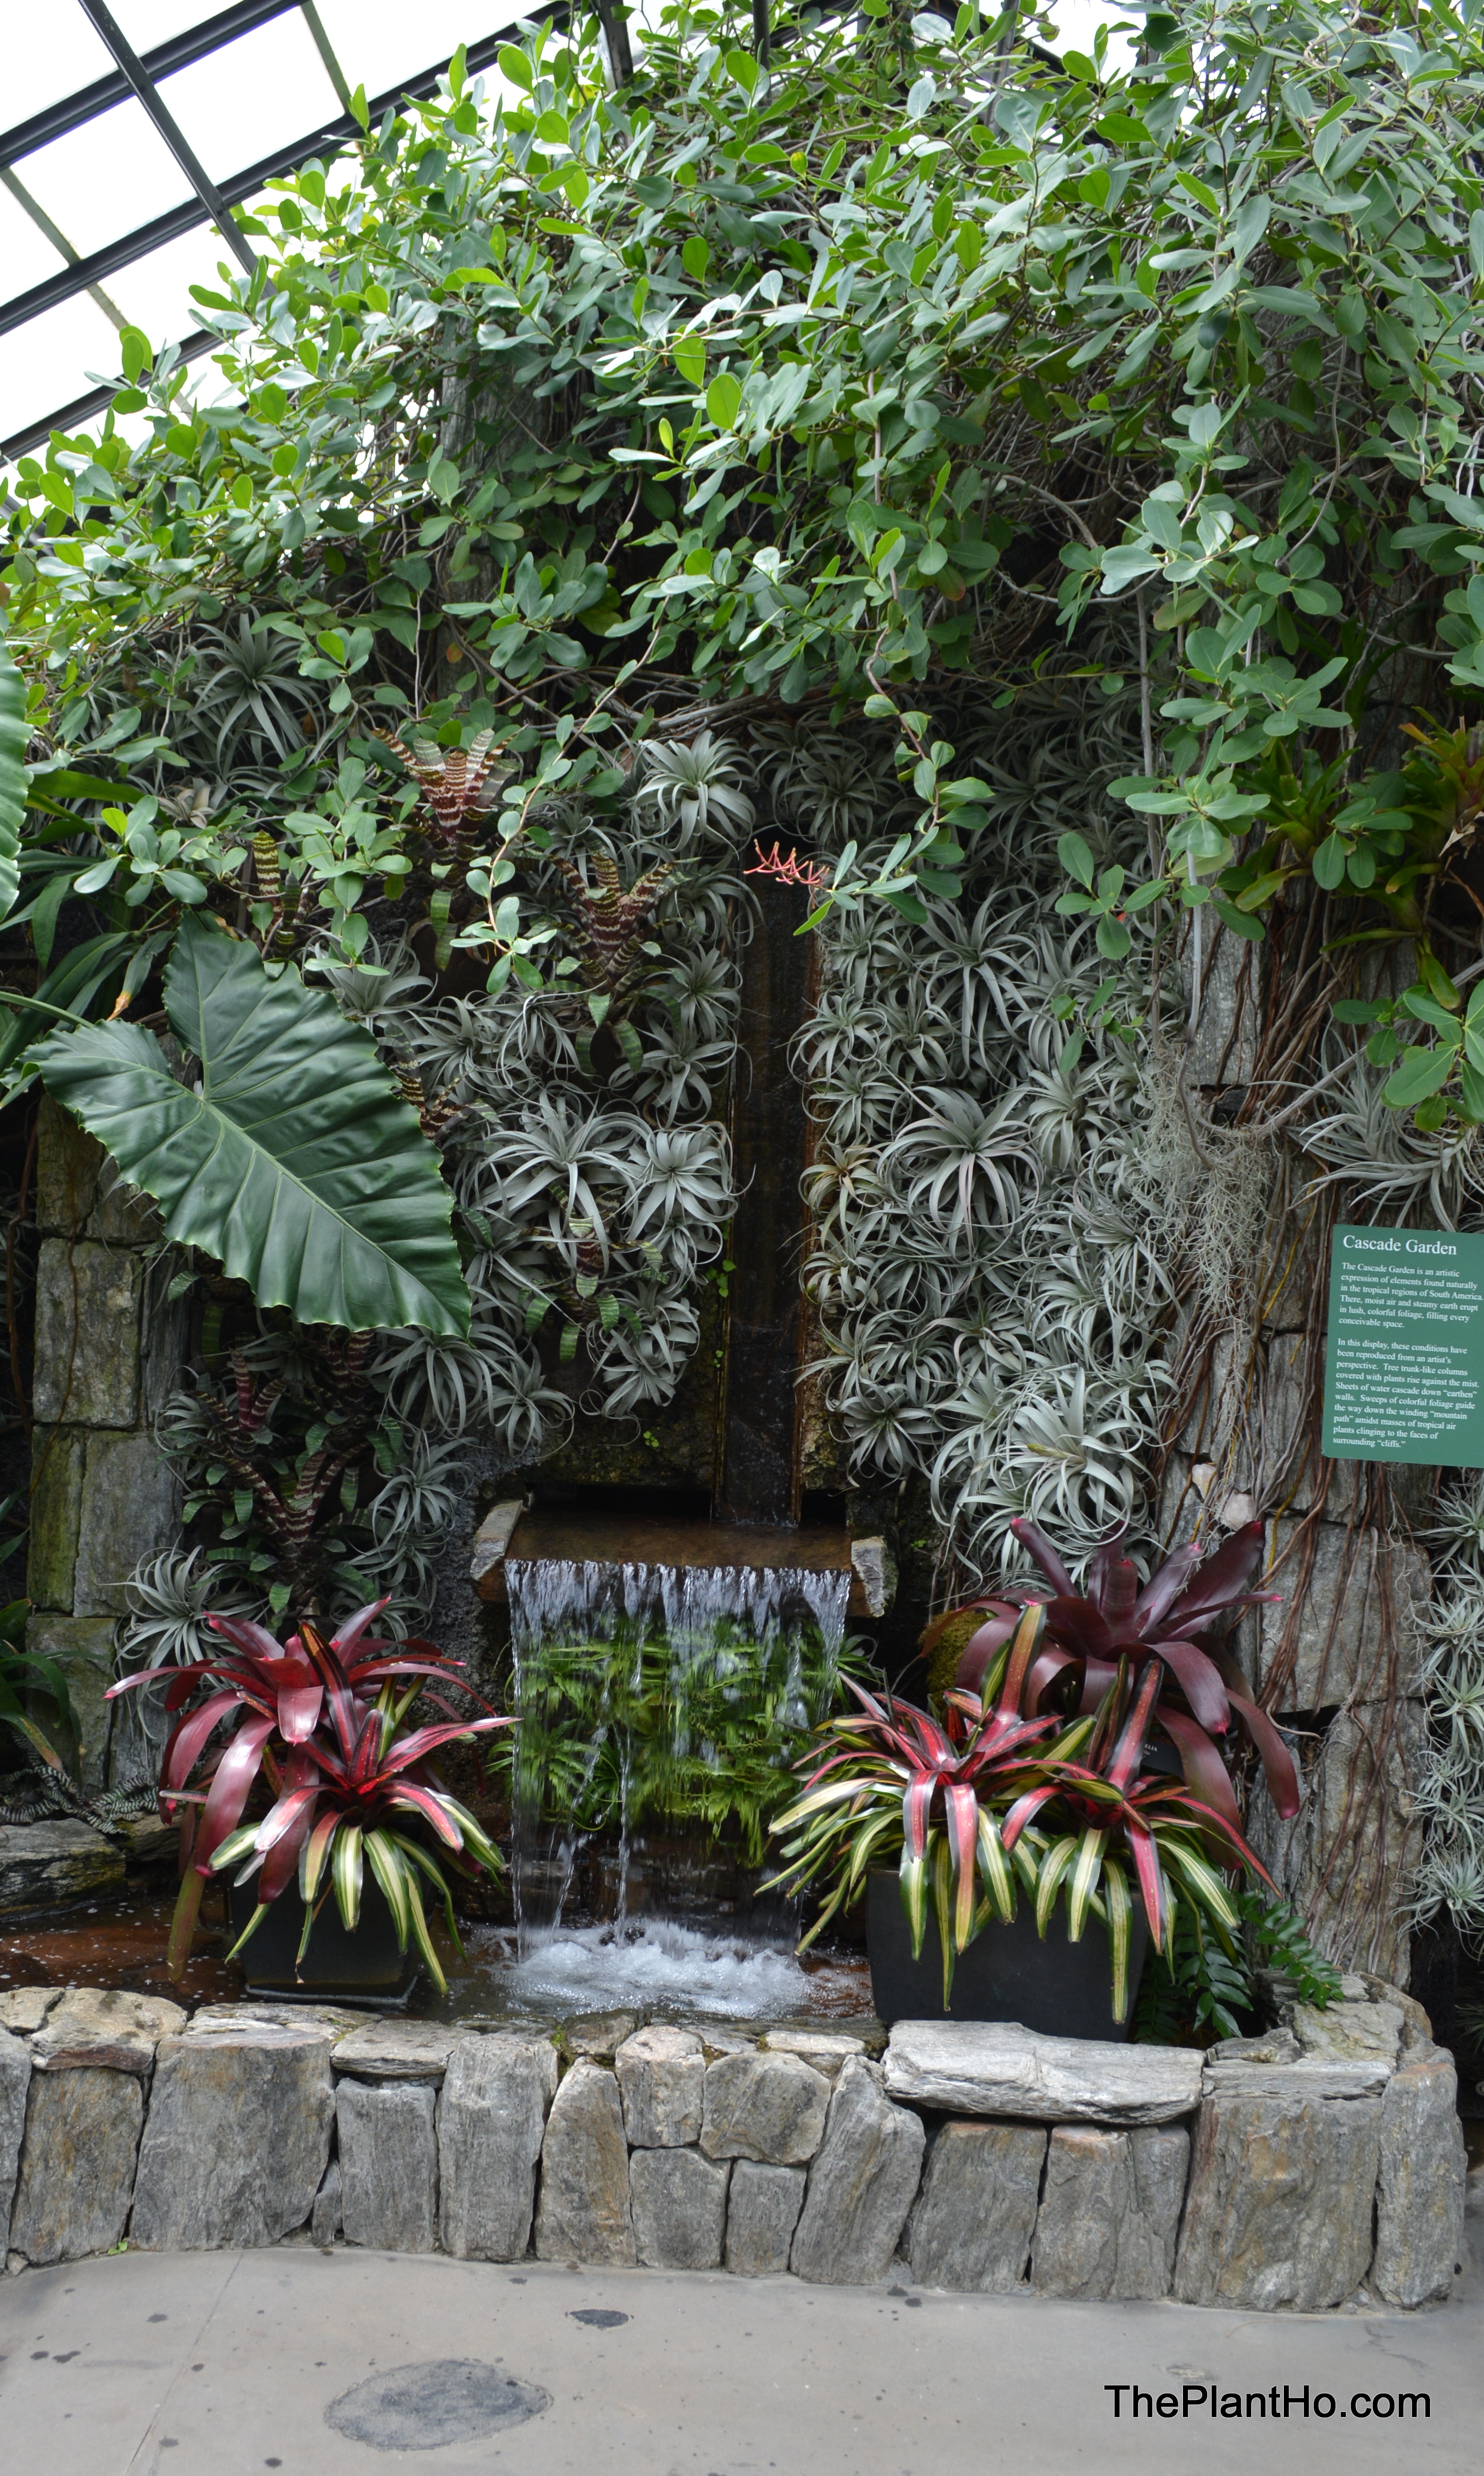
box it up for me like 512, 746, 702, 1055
1, 2237, 1480, 2476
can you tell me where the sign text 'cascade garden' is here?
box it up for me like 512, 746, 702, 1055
1324, 1227, 1484, 1467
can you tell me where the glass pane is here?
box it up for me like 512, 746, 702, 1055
159, 14, 342, 179
0, 183, 70, 309
313, 0, 514, 102
1045, 4, 1137, 71
110, 1, 236, 47
15, 97, 189, 261
0, 4, 114, 141
106, 224, 238, 348
0, 293, 122, 449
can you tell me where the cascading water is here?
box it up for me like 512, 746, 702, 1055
501, 1557, 852, 2008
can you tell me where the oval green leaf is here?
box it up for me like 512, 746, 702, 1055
706, 372, 743, 432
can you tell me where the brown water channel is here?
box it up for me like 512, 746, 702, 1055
1, 1880, 875, 2031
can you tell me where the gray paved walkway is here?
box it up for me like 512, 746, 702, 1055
1, 2240, 1479, 2475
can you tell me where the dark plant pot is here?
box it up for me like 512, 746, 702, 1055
866, 1871, 1148, 2040
228, 1877, 420, 2009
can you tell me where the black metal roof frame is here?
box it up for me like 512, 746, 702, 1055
0, 3, 863, 466
0, 0, 583, 463
1, 3, 310, 170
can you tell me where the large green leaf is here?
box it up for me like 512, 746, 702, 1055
33, 914, 471, 1335
0, 621, 26, 923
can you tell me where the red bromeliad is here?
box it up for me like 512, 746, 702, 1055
924, 1514, 1301, 1824
985, 1622, 1279, 2019
107, 1599, 509, 1993
768, 1605, 1062, 1996
771, 1557, 1295, 2016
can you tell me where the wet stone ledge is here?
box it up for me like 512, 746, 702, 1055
0, 1983, 1466, 2309
0, 1821, 126, 1913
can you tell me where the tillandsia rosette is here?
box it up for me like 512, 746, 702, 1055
770, 1521, 1303, 2019
107, 1597, 509, 1995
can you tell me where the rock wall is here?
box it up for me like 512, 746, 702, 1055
1, 1985, 1464, 2311
23, 1101, 185, 1791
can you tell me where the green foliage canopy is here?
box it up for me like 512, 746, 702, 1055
7, 0, 1484, 1158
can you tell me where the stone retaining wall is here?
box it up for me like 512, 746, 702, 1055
0, 1980, 1465, 2311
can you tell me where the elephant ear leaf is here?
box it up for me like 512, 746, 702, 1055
0, 621, 27, 924
32, 913, 471, 1337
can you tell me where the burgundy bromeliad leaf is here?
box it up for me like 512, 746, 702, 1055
948, 1518, 1291, 1810
105, 1601, 511, 1983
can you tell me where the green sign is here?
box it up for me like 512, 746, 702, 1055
1324, 1224, 1484, 1466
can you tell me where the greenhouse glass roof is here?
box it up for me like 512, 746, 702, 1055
0, 1, 542, 462
0, 3, 1115, 467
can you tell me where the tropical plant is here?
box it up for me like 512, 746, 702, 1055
158, 1328, 392, 1621
0, 1596, 74, 1776
928, 1515, 1303, 1821
505, 1598, 863, 1866
992, 1632, 1281, 2023
1410, 1472, 1484, 1938
4, 13, 1163, 1628
0, 4, 1467, 1956
632, 737, 758, 851
107, 1599, 508, 1994
770, 1594, 1288, 2020
33, 913, 469, 1335
1130, 1883, 1343, 2044
0, 4, 1481, 1131
376, 725, 509, 861
767, 1614, 1061, 1979
1132, 1894, 1254, 2046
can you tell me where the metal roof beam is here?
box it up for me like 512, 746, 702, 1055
3, 328, 220, 467
79, 0, 260, 281
0, 0, 302, 171
1, 188, 249, 342
0, 15, 550, 341
0, 11, 561, 462
298, 2, 355, 115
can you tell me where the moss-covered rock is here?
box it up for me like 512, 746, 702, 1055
923, 1610, 994, 1708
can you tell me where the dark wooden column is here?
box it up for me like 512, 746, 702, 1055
713, 876, 815, 1528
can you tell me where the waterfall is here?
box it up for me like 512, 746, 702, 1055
503, 1557, 850, 1948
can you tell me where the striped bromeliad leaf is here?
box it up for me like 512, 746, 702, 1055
766, 1619, 1065, 1993
998, 1657, 1277, 2016
108, 1597, 511, 1997
771, 1544, 1285, 2019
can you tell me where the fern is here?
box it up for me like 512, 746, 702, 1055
1134, 1901, 1252, 2045
1133, 1886, 1341, 2045
1241, 1887, 1345, 2009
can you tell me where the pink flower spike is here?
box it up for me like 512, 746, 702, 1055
744, 839, 831, 897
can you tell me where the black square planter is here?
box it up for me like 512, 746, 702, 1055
229, 1877, 420, 2008
867, 1871, 1147, 2039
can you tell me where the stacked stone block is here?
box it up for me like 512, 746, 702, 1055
23, 1100, 186, 1791
1, 1995, 1464, 2307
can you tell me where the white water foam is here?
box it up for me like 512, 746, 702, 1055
462, 1916, 871, 2021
